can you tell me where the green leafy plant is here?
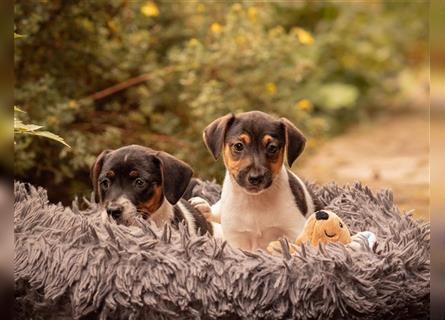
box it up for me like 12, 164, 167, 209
14, 106, 70, 147
14, 1, 427, 203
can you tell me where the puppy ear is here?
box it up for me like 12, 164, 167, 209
280, 117, 306, 167
90, 149, 112, 202
203, 113, 235, 160
156, 151, 193, 205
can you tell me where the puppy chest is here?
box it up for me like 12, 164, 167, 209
220, 200, 305, 235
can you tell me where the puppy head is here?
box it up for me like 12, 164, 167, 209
90, 145, 193, 225
203, 111, 306, 194
297, 210, 352, 246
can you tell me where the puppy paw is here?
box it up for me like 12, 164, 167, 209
267, 240, 284, 255
267, 239, 297, 256
189, 197, 212, 220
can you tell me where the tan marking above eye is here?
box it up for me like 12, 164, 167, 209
262, 134, 274, 146
129, 170, 139, 177
239, 133, 251, 144
106, 170, 115, 178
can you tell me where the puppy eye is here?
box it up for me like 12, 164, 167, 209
232, 142, 244, 152
134, 178, 146, 189
267, 144, 278, 154
339, 222, 343, 228
100, 178, 110, 190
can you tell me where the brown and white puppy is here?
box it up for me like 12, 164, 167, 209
91, 145, 214, 236
199, 111, 321, 250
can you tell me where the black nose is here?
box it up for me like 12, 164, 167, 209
106, 204, 123, 219
248, 174, 264, 186
315, 210, 329, 220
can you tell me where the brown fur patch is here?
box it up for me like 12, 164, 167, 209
223, 144, 250, 178
105, 170, 115, 178
269, 149, 284, 176
263, 135, 284, 176
239, 133, 251, 144
137, 185, 163, 216
129, 170, 139, 177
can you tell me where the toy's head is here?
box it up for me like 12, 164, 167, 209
296, 210, 352, 247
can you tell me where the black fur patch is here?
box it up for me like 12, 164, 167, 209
172, 205, 186, 229
287, 169, 308, 216
173, 199, 213, 236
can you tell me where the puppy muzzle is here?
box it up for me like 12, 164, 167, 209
237, 167, 272, 193
103, 196, 138, 226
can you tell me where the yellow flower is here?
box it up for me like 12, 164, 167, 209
235, 35, 246, 46
265, 82, 277, 96
210, 22, 223, 34
196, 3, 205, 13
140, 2, 159, 17
296, 99, 313, 111
247, 7, 257, 22
292, 27, 314, 45
47, 115, 59, 125
268, 26, 284, 38
68, 100, 79, 109
231, 3, 242, 12
188, 38, 200, 47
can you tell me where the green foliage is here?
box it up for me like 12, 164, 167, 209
14, 107, 70, 147
14, 1, 428, 203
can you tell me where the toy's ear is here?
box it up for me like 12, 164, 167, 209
90, 149, 112, 202
295, 214, 316, 245
155, 151, 193, 205
280, 117, 306, 167
203, 113, 235, 160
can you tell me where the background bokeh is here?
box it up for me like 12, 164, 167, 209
431, 2, 445, 318
14, 1, 428, 206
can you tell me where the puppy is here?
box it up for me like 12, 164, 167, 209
90, 144, 213, 236
198, 111, 321, 250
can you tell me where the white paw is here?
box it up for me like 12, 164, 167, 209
189, 197, 212, 219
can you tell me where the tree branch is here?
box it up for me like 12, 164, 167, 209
79, 66, 175, 103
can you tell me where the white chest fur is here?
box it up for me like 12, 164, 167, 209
215, 166, 310, 250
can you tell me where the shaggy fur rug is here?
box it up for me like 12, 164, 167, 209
14, 181, 430, 320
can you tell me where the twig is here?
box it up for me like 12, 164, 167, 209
79, 66, 175, 103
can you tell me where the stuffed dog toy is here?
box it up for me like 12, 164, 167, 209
267, 210, 376, 255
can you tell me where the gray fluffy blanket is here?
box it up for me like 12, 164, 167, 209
14, 181, 430, 320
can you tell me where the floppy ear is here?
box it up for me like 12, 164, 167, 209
203, 113, 235, 160
90, 149, 112, 202
280, 117, 306, 167
155, 151, 193, 205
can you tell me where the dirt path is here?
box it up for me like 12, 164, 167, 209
296, 108, 429, 221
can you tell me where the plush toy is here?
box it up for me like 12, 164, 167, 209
267, 210, 376, 255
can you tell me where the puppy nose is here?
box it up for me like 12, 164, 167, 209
248, 174, 264, 186
315, 210, 329, 220
106, 204, 123, 219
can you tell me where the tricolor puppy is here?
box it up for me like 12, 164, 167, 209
90, 145, 213, 236
200, 111, 321, 250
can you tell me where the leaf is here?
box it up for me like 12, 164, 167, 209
27, 130, 71, 148
14, 33, 26, 39
14, 121, 44, 132
14, 106, 26, 113
14, 113, 70, 148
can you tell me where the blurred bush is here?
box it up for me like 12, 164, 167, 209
14, 1, 427, 203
